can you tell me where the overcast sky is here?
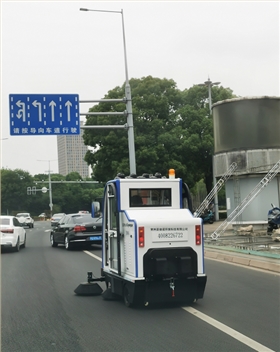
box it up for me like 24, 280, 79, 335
1, 1, 279, 176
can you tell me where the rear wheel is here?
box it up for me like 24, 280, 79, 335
267, 224, 275, 235
21, 234, 26, 248
64, 235, 72, 250
123, 285, 133, 308
14, 237, 20, 252
50, 233, 58, 247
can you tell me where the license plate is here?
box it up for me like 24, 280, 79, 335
89, 236, 102, 241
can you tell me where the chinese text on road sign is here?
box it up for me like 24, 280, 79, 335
9, 94, 80, 136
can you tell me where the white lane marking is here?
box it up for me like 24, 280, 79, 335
182, 306, 275, 352
83, 250, 275, 351
84, 250, 102, 262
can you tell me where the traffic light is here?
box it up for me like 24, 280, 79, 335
27, 187, 31, 195
32, 186, 36, 195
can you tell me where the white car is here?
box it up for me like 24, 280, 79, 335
16, 212, 34, 228
1, 216, 26, 252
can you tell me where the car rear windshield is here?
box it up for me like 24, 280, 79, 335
72, 214, 95, 224
0, 219, 10, 225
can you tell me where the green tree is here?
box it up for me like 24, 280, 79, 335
83, 76, 235, 192
83, 76, 185, 181
1, 169, 34, 214
179, 85, 235, 192
1, 169, 104, 216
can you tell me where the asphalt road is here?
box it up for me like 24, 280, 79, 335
1, 221, 279, 352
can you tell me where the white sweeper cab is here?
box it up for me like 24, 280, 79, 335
75, 170, 207, 307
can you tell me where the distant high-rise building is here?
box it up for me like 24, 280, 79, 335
57, 122, 90, 178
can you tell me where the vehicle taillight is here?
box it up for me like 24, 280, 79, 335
138, 226, 145, 247
195, 225, 201, 245
1, 229, 14, 233
74, 225, 87, 232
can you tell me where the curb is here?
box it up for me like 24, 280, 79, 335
204, 247, 280, 273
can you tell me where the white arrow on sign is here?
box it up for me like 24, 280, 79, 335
65, 101, 72, 122
16, 100, 26, 122
32, 100, 42, 122
49, 101, 56, 122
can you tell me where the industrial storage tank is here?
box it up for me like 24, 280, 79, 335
212, 96, 280, 224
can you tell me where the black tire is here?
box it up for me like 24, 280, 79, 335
14, 237, 20, 252
267, 224, 274, 235
64, 235, 72, 250
21, 234, 26, 248
123, 286, 133, 308
208, 219, 214, 224
50, 233, 58, 247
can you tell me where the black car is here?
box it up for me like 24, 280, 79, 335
50, 213, 66, 227
50, 213, 102, 250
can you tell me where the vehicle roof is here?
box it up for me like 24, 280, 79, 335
0, 215, 15, 219
65, 213, 94, 217
64, 213, 101, 220
65, 214, 102, 224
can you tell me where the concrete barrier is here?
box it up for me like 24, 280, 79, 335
204, 249, 280, 273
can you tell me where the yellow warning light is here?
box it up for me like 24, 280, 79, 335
169, 169, 175, 179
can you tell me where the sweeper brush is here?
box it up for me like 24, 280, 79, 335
74, 271, 104, 296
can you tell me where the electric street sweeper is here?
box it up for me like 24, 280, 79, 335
75, 169, 207, 307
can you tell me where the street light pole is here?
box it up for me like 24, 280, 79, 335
48, 161, 53, 216
37, 159, 56, 216
197, 77, 221, 221
197, 77, 220, 113
80, 8, 136, 174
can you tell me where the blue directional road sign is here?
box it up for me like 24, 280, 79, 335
9, 94, 80, 136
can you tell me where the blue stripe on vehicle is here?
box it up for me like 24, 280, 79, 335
124, 210, 138, 278
179, 179, 183, 208
201, 219, 205, 273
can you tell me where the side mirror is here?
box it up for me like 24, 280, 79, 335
92, 201, 100, 218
